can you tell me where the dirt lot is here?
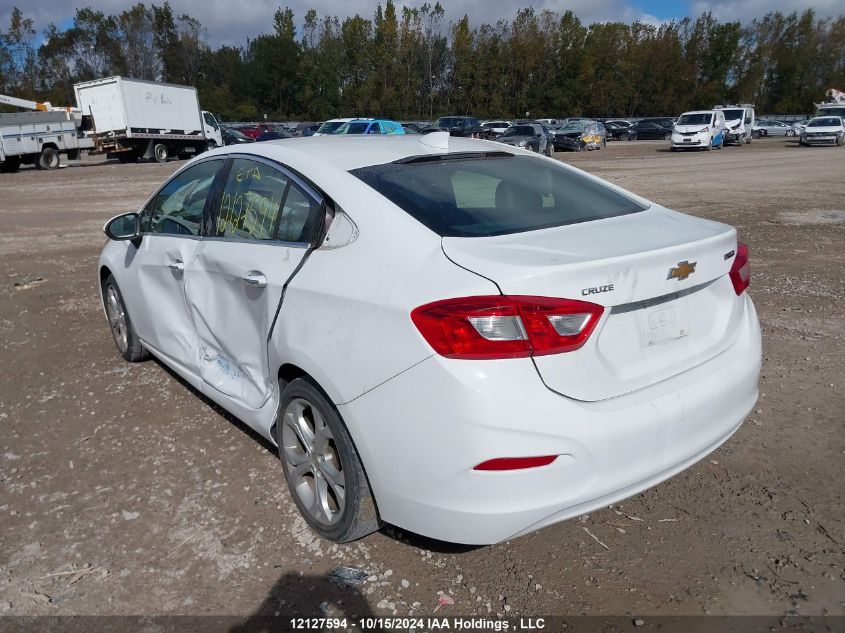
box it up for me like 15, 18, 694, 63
0, 138, 843, 622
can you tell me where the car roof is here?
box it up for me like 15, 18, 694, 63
204, 135, 514, 173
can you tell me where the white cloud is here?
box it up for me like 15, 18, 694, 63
0, 0, 671, 47
3, 0, 840, 48
690, 0, 845, 21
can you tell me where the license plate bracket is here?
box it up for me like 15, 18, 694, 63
637, 301, 690, 346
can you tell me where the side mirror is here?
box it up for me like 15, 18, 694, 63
104, 212, 141, 242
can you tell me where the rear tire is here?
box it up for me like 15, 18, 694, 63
37, 147, 60, 170
620, 132, 630, 141
1, 156, 21, 173
663, 133, 671, 141
277, 378, 380, 543
153, 143, 169, 163
102, 274, 149, 363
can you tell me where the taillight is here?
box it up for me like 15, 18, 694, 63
411, 296, 603, 360
729, 242, 750, 295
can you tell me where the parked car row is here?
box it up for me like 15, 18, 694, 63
218, 109, 842, 155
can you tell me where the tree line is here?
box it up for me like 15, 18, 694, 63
1, 2, 843, 121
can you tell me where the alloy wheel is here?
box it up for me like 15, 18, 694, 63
281, 398, 346, 526
105, 284, 128, 353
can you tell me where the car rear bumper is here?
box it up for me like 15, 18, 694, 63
340, 295, 761, 544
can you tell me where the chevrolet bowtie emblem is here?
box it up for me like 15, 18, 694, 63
668, 260, 697, 281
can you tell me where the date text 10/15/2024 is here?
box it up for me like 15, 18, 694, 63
288, 617, 547, 631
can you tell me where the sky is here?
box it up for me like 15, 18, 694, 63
2, 0, 844, 48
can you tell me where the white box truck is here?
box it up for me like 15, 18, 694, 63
74, 76, 223, 163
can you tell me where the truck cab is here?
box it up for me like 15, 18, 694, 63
201, 111, 223, 148
670, 110, 726, 151
715, 104, 755, 145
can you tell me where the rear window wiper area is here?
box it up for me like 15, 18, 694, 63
393, 151, 514, 165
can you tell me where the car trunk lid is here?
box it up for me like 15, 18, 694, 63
442, 206, 744, 401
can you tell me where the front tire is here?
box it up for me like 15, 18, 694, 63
102, 274, 149, 362
277, 378, 380, 542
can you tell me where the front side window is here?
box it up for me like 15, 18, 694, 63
352, 154, 647, 238
338, 122, 369, 134
203, 112, 219, 129
142, 160, 221, 235
215, 158, 288, 240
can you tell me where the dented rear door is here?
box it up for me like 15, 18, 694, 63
185, 157, 321, 409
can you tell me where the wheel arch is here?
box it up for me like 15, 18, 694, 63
98, 265, 113, 310
270, 362, 381, 521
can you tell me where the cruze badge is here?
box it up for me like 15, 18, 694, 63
581, 283, 614, 296
668, 260, 697, 281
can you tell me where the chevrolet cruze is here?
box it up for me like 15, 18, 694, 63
98, 133, 761, 544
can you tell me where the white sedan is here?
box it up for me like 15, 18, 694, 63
99, 133, 761, 544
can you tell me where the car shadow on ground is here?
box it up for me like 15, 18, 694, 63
150, 356, 484, 555
150, 356, 278, 456
228, 572, 383, 633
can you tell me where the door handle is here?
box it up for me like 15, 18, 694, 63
242, 271, 267, 289
168, 259, 184, 272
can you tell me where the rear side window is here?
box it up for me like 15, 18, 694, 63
278, 184, 319, 243
352, 155, 647, 237
142, 159, 220, 236
215, 158, 288, 240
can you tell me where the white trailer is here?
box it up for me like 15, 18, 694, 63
74, 76, 223, 163
0, 109, 93, 172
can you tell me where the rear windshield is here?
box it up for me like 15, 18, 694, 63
351, 154, 647, 237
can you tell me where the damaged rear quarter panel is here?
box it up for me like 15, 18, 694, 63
266, 175, 500, 407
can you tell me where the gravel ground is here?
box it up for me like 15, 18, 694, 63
0, 137, 842, 621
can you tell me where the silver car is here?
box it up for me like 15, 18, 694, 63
754, 120, 799, 137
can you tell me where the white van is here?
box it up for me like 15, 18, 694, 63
670, 110, 726, 151
714, 104, 755, 145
